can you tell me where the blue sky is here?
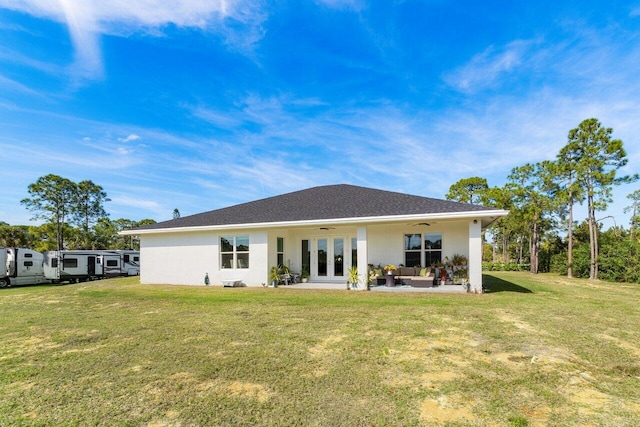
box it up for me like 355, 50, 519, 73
1, 1, 639, 230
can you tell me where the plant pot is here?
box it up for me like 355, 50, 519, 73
385, 274, 395, 287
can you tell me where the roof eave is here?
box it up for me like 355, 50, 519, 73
119, 209, 509, 235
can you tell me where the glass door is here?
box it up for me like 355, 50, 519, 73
315, 237, 346, 280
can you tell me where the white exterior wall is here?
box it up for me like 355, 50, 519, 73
137, 219, 482, 288
366, 221, 470, 267
356, 227, 368, 290
141, 229, 268, 286
468, 219, 483, 293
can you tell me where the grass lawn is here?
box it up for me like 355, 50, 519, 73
1, 273, 639, 426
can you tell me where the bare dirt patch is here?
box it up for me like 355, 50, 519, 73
308, 332, 345, 358
595, 333, 640, 358
495, 310, 545, 334
196, 378, 273, 403
419, 395, 474, 423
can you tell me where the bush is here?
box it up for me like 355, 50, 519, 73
548, 233, 640, 283
483, 261, 530, 272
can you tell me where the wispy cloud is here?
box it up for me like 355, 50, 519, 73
109, 194, 164, 218
58, 0, 103, 82
118, 134, 140, 143
444, 39, 539, 93
0, 74, 46, 97
0, 0, 267, 82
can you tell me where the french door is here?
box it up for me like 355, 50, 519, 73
315, 237, 345, 280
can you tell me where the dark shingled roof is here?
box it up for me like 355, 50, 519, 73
136, 184, 496, 231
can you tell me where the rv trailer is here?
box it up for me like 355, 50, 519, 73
94, 250, 140, 277
1, 247, 50, 288
43, 250, 141, 282
44, 250, 104, 283
0, 247, 7, 287
116, 250, 140, 276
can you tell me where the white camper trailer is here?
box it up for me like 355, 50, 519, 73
0, 246, 8, 287
44, 250, 104, 283
97, 251, 124, 278
116, 250, 140, 276
43, 250, 140, 282
1, 247, 49, 288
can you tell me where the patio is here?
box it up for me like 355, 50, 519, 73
287, 282, 468, 293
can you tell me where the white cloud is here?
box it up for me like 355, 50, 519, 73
0, 74, 46, 97
0, 0, 260, 32
118, 134, 140, 142
0, 0, 266, 81
109, 194, 164, 217
444, 39, 538, 93
59, 0, 103, 81
190, 106, 243, 128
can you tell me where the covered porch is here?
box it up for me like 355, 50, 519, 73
281, 281, 468, 293
268, 217, 484, 293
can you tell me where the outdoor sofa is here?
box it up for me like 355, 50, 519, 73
375, 267, 435, 287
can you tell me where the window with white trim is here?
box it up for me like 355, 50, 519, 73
403, 233, 442, 266
221, 236, 250, 269
277, 237, 284, 267
424, 233, 443, 266
404, 234, 422, 267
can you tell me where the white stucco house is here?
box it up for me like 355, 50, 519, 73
121, 184, 508, 293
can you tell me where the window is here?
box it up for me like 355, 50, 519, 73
25, 253, 33, 258
51, 258, 58, 268
24, 261, 33, 267
403, 233, 443, 267
351, 237, 357, 269
221, 236, 249, 269
124, 255, 130, 262
301, 240, 310, 275
106, 260, 118, 267
134, 256, 139, 262
424, 234, 443, 266
63, 258, 78, 268
317, 239, 327, 276
277, 237, 284, 267
404, 234, 422, 267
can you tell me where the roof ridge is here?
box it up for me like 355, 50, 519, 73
135, 184, 499, 230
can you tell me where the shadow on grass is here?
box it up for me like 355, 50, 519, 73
482, 274, 533, 294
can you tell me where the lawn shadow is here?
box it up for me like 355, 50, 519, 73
482, 274, 533, 293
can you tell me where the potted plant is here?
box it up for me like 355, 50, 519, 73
383, 264, 397, 275
300, 268, 309, 283
347, 266, 359, 290
269, 265, 282, 287
383, 264, 397, 287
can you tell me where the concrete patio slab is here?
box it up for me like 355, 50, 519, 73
285, 282, 468, 293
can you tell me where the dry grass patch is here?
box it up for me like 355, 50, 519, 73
1, 274, 640, 426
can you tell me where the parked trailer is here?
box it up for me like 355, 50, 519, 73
115, 250, 140, 276
0, 247, 6, 287
1, 247, 50, 288
44, 250, 102, 283
43, 250, 140, 283
93, 250, 140, 277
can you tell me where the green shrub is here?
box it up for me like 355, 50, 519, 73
482, 262, 529, 271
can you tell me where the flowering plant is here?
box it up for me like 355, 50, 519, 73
384, 264, 397, 273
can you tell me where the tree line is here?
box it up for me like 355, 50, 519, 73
0, 174, 155, 251
3, 119, 639, 282
446, 118, 639, 282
